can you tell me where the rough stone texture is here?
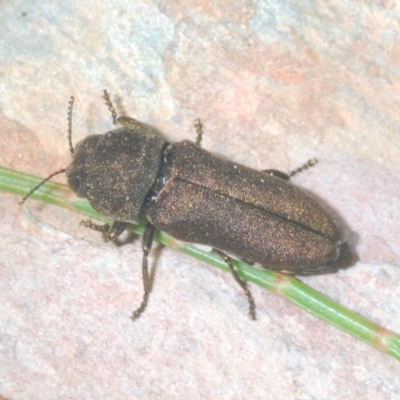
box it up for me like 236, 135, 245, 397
1, 1, 400, 399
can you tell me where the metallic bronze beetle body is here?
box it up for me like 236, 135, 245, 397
23, 92, 355, 320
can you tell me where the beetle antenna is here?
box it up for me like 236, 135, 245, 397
20, 96, 75, 205
19, 168, 66, 205
102, 89, 117, 124
68, 96, 74, 155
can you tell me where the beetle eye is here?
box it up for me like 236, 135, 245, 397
68, 174, 80, 194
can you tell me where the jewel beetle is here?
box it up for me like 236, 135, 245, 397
21, 91, 355, 320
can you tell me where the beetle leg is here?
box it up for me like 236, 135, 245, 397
81, 218, 155, 320
102, 90, 118, 123
287, 158, 318, 178
131, 223, 155, 320
263, 158, 318, 180
102, 89, 152, 132
213, 249, 256, 320
80, 220, 127, 242
194, 118, 203, 146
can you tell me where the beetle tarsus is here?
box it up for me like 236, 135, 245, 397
80, 220, 127, 242
194, 118, 203, 146
131, 291, 150, 321
288, 158, 318, 178
103, 89, 117, 124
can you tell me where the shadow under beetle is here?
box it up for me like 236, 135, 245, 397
21, 91, 355, 320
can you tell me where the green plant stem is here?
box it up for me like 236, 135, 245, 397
1, 165, 399, 361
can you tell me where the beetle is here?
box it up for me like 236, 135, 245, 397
20, 91, 355, 320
